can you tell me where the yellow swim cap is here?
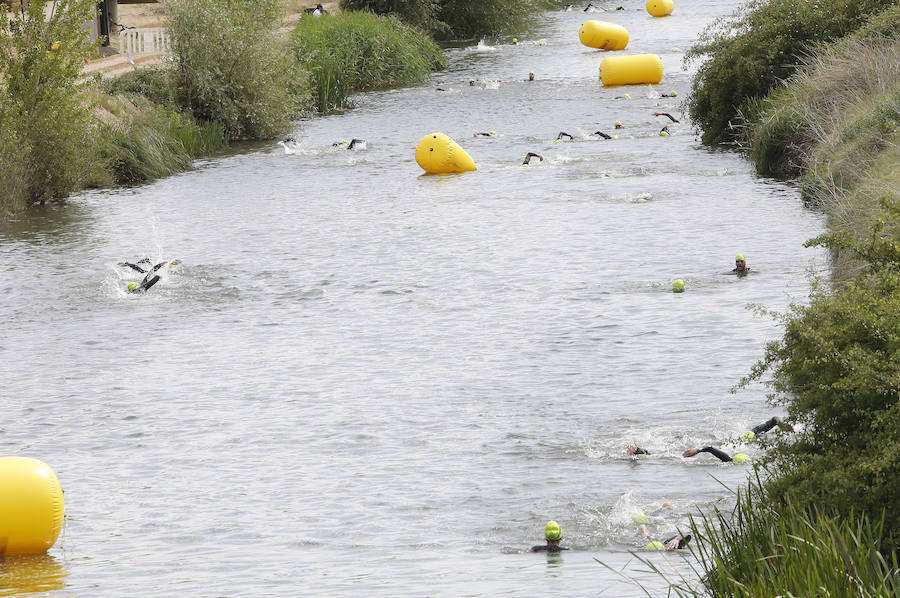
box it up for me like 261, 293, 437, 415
632, 510, 648, 524
545, 521, 562, 541
733, 453, 750, 463
742, 431, 756, 441
645, 541, 665, 551
127, 282, 138, 292
736, 254, 745, 261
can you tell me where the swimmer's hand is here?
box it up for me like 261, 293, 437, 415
626, 442, 638, 456
665, 537, 680, 550
682, 448, 699, 458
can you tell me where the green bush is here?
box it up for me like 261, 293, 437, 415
686, 0, 896, 146
0, 0, 98, 214
339, 0, 548, 39
293, 11, 446, 112
102, 67, 177, 107
167, 0, 307, 140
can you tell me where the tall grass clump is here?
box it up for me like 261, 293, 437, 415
664, 478, 900, 597
102, 67, 177, 108
167, 0, 307, 140
95, 106, 225, 186
686, 0, 896, 146
0, 0, 98, 215
339, 0, 549, 39
293, 11, 445, 112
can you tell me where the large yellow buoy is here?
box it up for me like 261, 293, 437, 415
579, 20, 629, 51
600, 54, 664, 86
646, 0, 674, 17
415, 133, 477, 174
0, 458, 64, 555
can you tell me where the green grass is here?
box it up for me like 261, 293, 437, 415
607, 477, 900, 597
293, 11, 446, 112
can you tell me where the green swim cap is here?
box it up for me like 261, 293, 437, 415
660, 131, 669, 137
612, 135, 619, 139
742, 431, 756, 441
632, 510, 648, 525
645, 541, 665, 551
615, 121, 622, 126
127, 282, 138, 292
736, 254, 745, 261
672, 279, 685, 293
623, 93, 631, 99
670, 90, 678, 96
489, 130, 496, 135
545, 520, 562, 541
512, 38, 518, 43
733, 453, 750, 464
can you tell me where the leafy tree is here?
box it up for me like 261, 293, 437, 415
0, 0, 98, 214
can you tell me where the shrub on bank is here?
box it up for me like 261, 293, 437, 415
292, 11, 446, 112
167, 0, 307, 140
339, 0, 550, 39
0, 0, 98, 214
686, 0, 896, 146
738, 198, 900, 550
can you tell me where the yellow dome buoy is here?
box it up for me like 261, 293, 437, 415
646, 0, 674, 17
415, 133, 477, 174
579, 20, 629, 51
599, 54, 664, 86
0, 458, 64, 554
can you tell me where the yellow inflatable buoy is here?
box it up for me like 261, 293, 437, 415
0, 458, 64, 554
646, 0, 674, 17
600, 54, 664, 86
579, 20, 629, 51
415, 133, 477, 174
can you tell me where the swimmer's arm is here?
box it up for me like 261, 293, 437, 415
119, 262, 147, 274
139, 274, 160, 292
698, 446, 732, 462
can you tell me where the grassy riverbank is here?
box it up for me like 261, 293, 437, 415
0, 0, 447, 217
681, 1, 900, 594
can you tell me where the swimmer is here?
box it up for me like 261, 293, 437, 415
522, 152, 544, 165
473, 131, 496, 137
118, 258, 152, 274
469, 79, 475, 86
654, 112, 680, 123
614, 121, 624, 129
556, 132, 574, 141
659, 126, 670, 136
731, 254, 750, 275
661, 91, 678, 97
590, 131, 612, 139
347, 139, 366, 150
531, 521, 569, 552
528, 71, 535, 81
630, 417, 789, 459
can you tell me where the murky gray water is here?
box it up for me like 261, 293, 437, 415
1, 2, 827, 596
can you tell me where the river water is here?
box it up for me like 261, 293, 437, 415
1, 2, 827, 596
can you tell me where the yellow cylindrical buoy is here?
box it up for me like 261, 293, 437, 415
415, 133, 477, 174
646, 0, 674, 17
600, 54, 664, 86
0, 458, 64, 554
579, 20, 629, 51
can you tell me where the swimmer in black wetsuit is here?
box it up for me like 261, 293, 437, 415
590, 130, 613, 139
556, 132, 574, 141
523, 152, 544, 165
121, 259, 180, 294
729, 254, 751, 276
683, 417, 791, 462
654, 112, 680, 123
628, 417, 790, 458
531, 520, 569, 552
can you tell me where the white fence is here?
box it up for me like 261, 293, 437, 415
119, 28, 170, 57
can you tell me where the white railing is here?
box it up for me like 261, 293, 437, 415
119, 27, 170, 57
